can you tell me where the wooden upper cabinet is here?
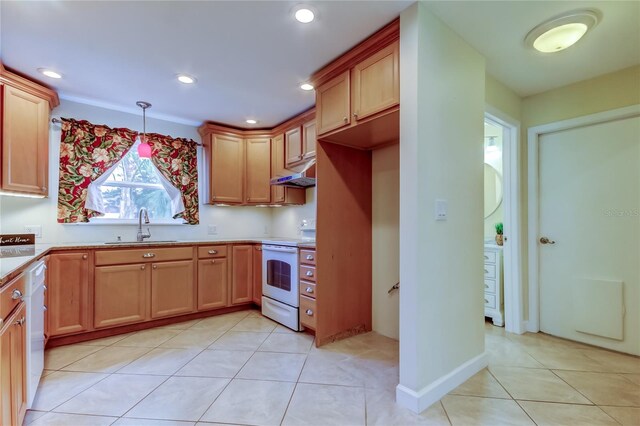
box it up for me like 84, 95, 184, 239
316, 71, 351, 136
209, 133, 244, 204
302, 120, 317, 160
351, 42, 399, 121
245, 137, 271, 204
48, 252, 91, 336
231, 245, 253, 305
285, 127, 303, 168
94, 264, 149, 328
271, 134, 286, 204
1, 84, 49, 196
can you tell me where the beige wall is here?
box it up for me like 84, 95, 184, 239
372, 144, 400, 339
398, 2, 485, 412
270, 187, 317, 238
486, 74, 522, 122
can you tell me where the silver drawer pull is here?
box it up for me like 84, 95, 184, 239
305, 309, 314, 316
306, 287, 313, 293
11, 289, 23, 300
143, 253, 156, 258
208, 250, 218, 255
15, 317, 25, 326
43, 285, 47, 291
484, 299, 489, 304
306, 255, 314, 260
141, 265, 145, 270
43, 305, 48, 311
211, 260, 216, 264
484, 255, 489, 260
306, 271, 313, 277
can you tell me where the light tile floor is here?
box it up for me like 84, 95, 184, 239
25, 311, 640, 426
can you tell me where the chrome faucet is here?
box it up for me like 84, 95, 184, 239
137, 208, 151, 242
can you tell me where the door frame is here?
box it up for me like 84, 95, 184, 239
526, 104, 640, 333
485, 106, 525, 334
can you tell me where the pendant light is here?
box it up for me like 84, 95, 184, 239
137, 101, 152, 158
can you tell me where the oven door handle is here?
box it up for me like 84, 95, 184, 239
262, 245, 298, 253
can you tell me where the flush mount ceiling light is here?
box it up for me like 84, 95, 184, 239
177, 74, 196, 84
37, 68, 62, 79
294, 6, 315, 23
300, 83, 314, 91
525, 9, 601, 53
246, 119, 258, 125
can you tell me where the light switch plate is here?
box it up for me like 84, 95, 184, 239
24, 225, 42, 238
435, 199, 447, 221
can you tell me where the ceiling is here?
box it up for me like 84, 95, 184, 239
2, 1, 638, 127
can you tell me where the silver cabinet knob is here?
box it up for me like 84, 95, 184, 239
306, 287, 313, 293
211, 259, 216, 264
306, 255, 314, 260
540, 237, 556, 245
305, 309, 314, 316
208, 250, 217, 254
153, 265, 157, 269
353, 112, 358, 119
141, 265, 145, 270
11, 289, 23, 300
82, 254, 88, 260
143, 253, 156, 258
43, 285, 47, 291
43, 305, 48, 311
306, 271, 313, 277
343, 116, 348, 122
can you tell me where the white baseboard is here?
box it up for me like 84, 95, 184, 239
525, 320, 539, 333
395, 351, 488, 414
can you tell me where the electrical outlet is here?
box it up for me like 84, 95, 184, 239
435, 199, 448, 221
208, 225, 218, 235
24, 225, 42, 238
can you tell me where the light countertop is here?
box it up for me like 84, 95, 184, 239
0, 237, 315, 285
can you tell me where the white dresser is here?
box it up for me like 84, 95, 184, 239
484, 244, 504, 326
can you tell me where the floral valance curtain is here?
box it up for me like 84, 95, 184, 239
145, 133, 200, 224
57, 119, 138, 223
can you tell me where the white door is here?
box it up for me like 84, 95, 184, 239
538, 114, 640, 355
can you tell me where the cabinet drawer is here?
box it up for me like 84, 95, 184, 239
198, 245, 228, 259
299, 249, 316, 266
484, 279, 496, 294
95, 246, 193, 266
483, 251, 497, 264
1, 273, 26, 322
483, 264, 496, 279
484, 293, 496, 309
300, 281, 316, 299
300, 295, 316, 330
300, 265, 316, 282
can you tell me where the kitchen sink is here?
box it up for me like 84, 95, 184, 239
104, 240, 178, 245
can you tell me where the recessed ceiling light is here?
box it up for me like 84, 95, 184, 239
38, 68, 62, 79
300, 83, 314, 91
524, 9, 601, 53
294, 7, 315, 24
177, 74, 196, 84
246, 119, 258, 124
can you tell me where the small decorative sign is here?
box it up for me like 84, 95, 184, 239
0, 246, 36, 258
0, 234, 35, 246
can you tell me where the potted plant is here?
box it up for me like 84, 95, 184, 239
495, 222, 504, 246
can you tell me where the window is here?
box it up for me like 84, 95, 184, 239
90, 140, 181, 223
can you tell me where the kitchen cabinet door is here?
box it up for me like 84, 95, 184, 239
271, 134, 286, 204
209, 133, 244, 204
1, 84, 49, 196
94, 264, 150, 328
245, 137, 271, 204
302, 120, 317, 160
48, 252, 91, 336
151, 260, 195, 318
351, 42, 399, 121
197, 258, 228, 310
285, 127, 303, 168
316, 71, 351, 136
231, 245, 253, 305
0, 303, 27, 426
252, 245, 262, 305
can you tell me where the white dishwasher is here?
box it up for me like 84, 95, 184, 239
25, 260, 46, 408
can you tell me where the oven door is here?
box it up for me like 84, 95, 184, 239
262, 245, 299, 307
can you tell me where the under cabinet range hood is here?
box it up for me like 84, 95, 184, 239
270, 159, 316, 188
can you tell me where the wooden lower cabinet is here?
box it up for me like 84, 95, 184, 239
231, 245, 253, 305
48, 252, 91, 336
151, 260, 196, 318
94, 264, 149, 328
197, 258, 228, 310
252, 245, 262, 305
0, 303, 27, 426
